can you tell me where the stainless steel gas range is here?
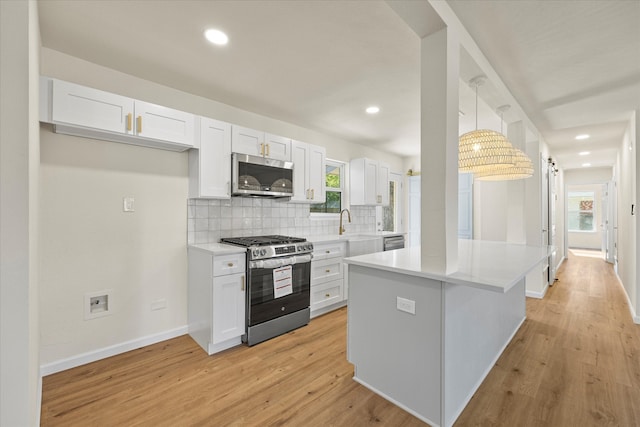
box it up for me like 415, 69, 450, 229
220, 235, 313, 346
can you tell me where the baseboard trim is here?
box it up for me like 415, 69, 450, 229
614, 272, 640, 325
40, 325, 188, 376
526, 286, 547, 299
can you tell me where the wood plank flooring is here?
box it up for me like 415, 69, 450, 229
41, 252, 640, 426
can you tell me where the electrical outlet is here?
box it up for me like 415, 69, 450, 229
397, 297, 416, 315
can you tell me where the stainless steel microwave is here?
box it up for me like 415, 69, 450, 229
231, 153, 294, 198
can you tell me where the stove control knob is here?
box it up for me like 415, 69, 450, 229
260, 249, 267, 257
252, 249, 259, 258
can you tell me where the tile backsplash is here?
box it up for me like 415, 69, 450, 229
187, 198, 378, 244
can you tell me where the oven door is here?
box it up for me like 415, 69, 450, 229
247, 254, 311, 326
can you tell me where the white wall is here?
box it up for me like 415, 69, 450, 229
38, 47, 403, 369
0, 0, 41, 424
616, 112, 638, 321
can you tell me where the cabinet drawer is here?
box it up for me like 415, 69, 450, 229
213, 253, 245, 277
311, 258, 343, 284
313, 242, 346, 261
311, 280, 343, 311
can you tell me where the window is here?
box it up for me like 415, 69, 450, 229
568, 191, 595, 232
310, 160, 344, 214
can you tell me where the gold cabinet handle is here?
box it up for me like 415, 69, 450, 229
311, 189, 314, 199
325, 269, 331, 273
266, 144, 270, 157
136, 116, 142, 134
227, 262, 234, 267
260, 143, 264, 156
126, 113, 132, 131
325, 250, 330, 254
325, 293, 330, 298
306, 189, 310, 199
241, 275, 245, 291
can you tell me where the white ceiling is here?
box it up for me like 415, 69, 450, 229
37, 0, 640, 171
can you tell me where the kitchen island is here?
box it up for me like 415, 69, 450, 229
344, 240, 551, 427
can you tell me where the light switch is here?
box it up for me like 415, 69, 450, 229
123, 197, 135, 212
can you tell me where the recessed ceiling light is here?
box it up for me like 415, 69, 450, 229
582, 163, 591, 167
579, 151, 590, 156
366, 106, 380, 114
575, 134, 590, 140
204, 28, 228, 45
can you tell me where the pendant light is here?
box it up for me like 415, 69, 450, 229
459, 76, 515, 174
474, 105, 534, 181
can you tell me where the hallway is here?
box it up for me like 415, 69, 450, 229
456, 252, 640, 426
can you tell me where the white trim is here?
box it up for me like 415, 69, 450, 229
614, 272, 640, 324
526, 286, 547, 299
40, 325, 188, 376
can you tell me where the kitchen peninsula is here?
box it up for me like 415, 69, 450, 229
345, 240, 551, 427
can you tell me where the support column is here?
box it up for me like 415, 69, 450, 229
507, 121, 526, 243
420, 27, 460, 273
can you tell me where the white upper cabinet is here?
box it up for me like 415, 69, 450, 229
231, 125, 291, 161
350, 157, 390, 206
51, 79, 134, 135
133, 100, 194, 146
290, 140, 326, 203
189, 118, 232, 199
42, 77, 195, 151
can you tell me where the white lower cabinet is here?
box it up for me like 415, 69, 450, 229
310, 241, 346, 318
188, 249, 246, 355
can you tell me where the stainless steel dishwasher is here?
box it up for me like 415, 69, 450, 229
383, 235, 405, 251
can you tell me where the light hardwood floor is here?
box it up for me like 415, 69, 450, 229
41, 253, 640, 426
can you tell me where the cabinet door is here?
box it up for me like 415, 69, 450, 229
311, 258, 343, 285
51, 79, 134, 134
377, 161, 390, 206
307, 144, 326, 203
212, 273, 246, 344
364, 159, 379, 205
264, 133, 291, 161
290, 140, 310, 202
134, 100, 195, 147
231, 125, 263, 156
191, 118, 232, 198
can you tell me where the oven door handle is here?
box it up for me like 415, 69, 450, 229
250, 254, 312, 269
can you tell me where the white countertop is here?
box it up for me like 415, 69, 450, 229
344, 239, 552, 293
306, 231, 405, 244
188, 242, 246, 255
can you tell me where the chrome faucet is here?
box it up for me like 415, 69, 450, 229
339, 208, 351, 235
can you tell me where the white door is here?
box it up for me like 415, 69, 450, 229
376, 172, 403, 232
603, 181, 616, 264
407, 176, 421, 247
458, 173, 473, 239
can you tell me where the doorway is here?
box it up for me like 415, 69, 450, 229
566, 183, 612, 261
